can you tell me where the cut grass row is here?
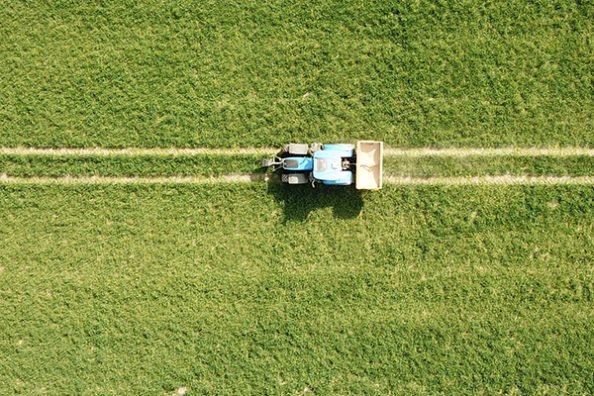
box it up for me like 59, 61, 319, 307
1, 1, 592, 148
0, 184, 592, 394
1, 154, 594, 177
384, 155, 594, 178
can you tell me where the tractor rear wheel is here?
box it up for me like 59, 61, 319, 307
281, 173, 309, 184
283, 143, 309, 156
309, 143, 322, 153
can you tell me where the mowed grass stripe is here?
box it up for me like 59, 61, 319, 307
1, 153, 594, 178
0, 174, 267, 185
384, 155, 594, 177
0, 154, 264, 177
385, 147, 594, 157
2, 146, 594, 157
2, 174, 594, 185
384, 175, 594, 185
0, 147, 279, 156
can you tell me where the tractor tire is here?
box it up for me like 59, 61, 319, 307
283, 143, 309, 156
309, 143, 322, 154
281, 173, 309, 184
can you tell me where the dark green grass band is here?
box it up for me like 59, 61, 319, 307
1, 184, 592, 394
1, 1, 592, 147
1, 154, 593, 178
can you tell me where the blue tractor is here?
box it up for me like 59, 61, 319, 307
261, 141, 383, 190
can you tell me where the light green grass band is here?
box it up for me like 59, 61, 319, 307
2, 174, 594, 185
2, 153, 594, 178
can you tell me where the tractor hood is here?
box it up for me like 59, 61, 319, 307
313, 150, 344, 181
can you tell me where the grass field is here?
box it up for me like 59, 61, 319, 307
1, 0, 592, 147
1, 184, 593, 394
1, 1, 594, 395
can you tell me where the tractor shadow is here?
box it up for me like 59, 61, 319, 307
266, 175, 364, 222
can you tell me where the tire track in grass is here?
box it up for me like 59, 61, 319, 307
384, 147, 594, 157
2, 174, 594, 185
0, 147, 279, 156
1, 146, 594, 157
383, 175, 594, 185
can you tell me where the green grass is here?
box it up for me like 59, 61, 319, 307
2, 153, 594, 178
1, 0, 592, 148
1, 184, 593, 394
0, 154, 263, 177
384, 155, 594, 177
1, 1, 593, 394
